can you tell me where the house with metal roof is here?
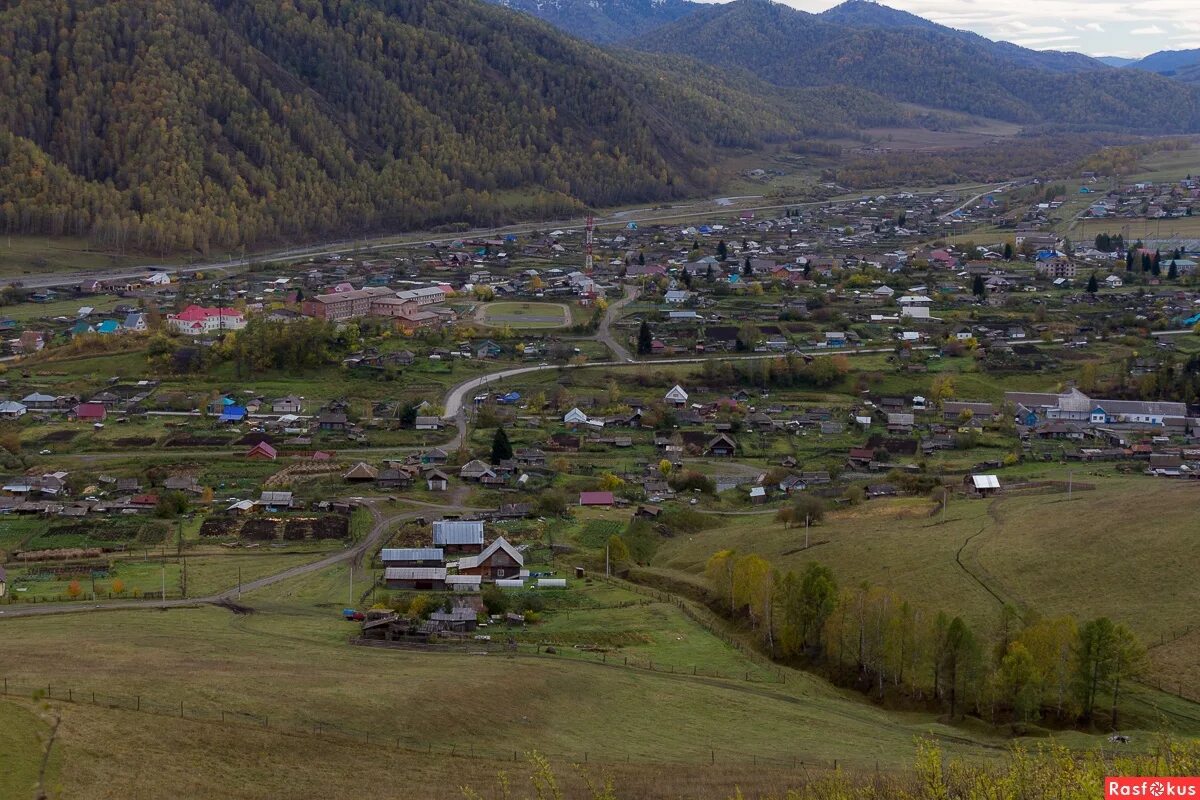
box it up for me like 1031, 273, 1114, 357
432, 520, 484, 554
381, 548, 444, 567
384, 567, 447, 590
457, 537, 524, 580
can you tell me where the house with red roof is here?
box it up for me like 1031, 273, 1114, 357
72, 403, 107, 422
578, 491, 614, 507
167, 305, 246, 336
246, 441, 278, 460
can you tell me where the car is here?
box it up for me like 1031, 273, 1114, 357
39, 449, 51, 455
539, 362, 549, 366
689, 498, 699, 505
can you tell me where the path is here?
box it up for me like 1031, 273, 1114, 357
0, 500, 427, 620
596, 284, 639, 361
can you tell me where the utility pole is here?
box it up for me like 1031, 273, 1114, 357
606, 541, 611, 578
237, 566, 241, 599
161, 560, 166, 608
804, 514, 810, 549
1067, 470, 1073, 501
348, 563, 354, 609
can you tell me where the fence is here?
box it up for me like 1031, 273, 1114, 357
349, 635, 783, 684
0, 677, 836, 771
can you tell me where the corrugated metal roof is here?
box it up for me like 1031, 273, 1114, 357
971, 475, 1000, 489
432, 520, 484, 545
384, 567, 446, 580
380, 548, 443, 562
495, 579, 526, 588
445, 575, 482, 585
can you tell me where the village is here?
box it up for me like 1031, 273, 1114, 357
1, 163, 1200, 654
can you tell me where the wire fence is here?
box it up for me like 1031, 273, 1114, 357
349, 635, 784, 684
0, 677, 837, 771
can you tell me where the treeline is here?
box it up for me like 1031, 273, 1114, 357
705, 552, 1147, 728
694, 353, 850, 390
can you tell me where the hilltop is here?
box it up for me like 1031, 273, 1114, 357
632, 0, 1200, 128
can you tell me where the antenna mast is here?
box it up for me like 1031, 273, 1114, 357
585, 215, 595, 274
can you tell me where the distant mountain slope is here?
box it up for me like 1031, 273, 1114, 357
485, 0, 700, 43
633, 0, 1200, 129
819, 0, 1105, 74
0, 0, 912, 252
1097, 56, 1136, 68
1128, 49, 1200, 75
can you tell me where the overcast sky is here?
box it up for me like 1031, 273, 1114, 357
760, 0, 1200, 58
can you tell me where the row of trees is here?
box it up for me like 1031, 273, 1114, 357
704, 553, 1146, 727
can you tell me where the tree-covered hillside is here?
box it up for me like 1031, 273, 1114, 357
0, 0, 908, 254
636, 0, 1200, 129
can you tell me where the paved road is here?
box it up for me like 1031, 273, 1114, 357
442, 345, 924, 420
10, 183, 1011, 290
0, 500, 415, 620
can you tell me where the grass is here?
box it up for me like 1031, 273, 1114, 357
1, 294, 126, 323
0, 235, 188, 276
651, 473, 1200, 698
479, 301, 570, 329
0, 700, 55, 800
0, 594, 1024, 775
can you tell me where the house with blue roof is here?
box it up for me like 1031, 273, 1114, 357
69, 321, 94, 336
219, 405, 248, 423
94, 320, 120, 334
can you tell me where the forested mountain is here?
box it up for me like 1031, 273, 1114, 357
819, 0, 1105, 74
1128, 49, 1200, 76
1, 0, 910, 254
1097, 56, 1136, 68
634, 0, 1200, 129
484, 0, 700, 43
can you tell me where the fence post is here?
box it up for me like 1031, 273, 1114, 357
180, 700, 184, 718
136, 695, 140, 711
68, 689, 72, 702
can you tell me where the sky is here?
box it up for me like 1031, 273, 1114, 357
762, 0, 1200, 58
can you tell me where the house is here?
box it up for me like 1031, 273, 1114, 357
257, 491, 294, 510
0, 401, 27, 418
579, 491, 615, 507
432, 520, 484, 554
749, 486, 766, 504
384, 567, 447, 591
430, 607, 480, 629
219, 405, 247, 423
72, 403, 107, 422
459, 460, 496, 481
942, 401, 995, 421
966, 474, 1001, 496
167, 305, 246, 335
866, 484, 898, 498
705, 433, 737, 458
426, 469, 450, 492
317, 412, 348, 432
824, 332, 847, 347
377, 468, 412, 489
563, 407, 589, 425
664, 385, 689, 407
457, 537, 524, 580
415, 416, 443, 431
21, 392, 58, 410
381, 548, 444, 568
273, 396, 303, 414
474, 340, 503, 359
123, 313, 147, 332
343, 462, 379, 482
420, 448, 449, 465
246, 441, 277, 460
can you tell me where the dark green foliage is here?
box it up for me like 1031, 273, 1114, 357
1087, 273, 1098, 293
491, 427, 513, 463
481, 584, 509, 615
972, 274, 986, 297
637, 320, 653, 355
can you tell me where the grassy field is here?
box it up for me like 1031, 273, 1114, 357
0, 586, 1025, 776
649, 472, 1200, 697
478, 301, 570, 329
0, 235, 180, 277
1070, 216, 1200, 243
1, 294, 126, 323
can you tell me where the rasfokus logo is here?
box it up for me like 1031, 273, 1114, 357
1106, 778, 1200, 798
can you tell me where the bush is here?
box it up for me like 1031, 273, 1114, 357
668, 470, 715, 495
481, 585, 509, 615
